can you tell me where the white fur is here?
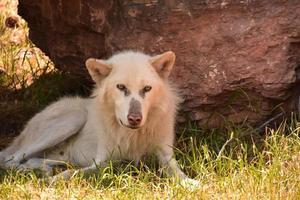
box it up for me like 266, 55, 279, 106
0, 51, 199, 188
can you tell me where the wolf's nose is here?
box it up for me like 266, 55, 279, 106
127, 113, 142, 126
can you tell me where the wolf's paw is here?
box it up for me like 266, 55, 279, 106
179, 178, 201, 190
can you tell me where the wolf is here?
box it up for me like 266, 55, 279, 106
0, 51, 199, 187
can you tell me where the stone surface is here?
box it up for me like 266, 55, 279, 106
18, 0, 300, 127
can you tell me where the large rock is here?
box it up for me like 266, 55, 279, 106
18, 0, 300, 127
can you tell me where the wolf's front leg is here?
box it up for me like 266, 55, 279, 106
17, 158, 67, 176
156, 146, 200, 189
48, 162, 107, 183
48, 151, 109, 183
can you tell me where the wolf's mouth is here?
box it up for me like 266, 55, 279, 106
119, 119, 140, 129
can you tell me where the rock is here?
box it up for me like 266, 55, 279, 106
18, 0, 300, 127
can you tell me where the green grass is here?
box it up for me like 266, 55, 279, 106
0, 119, 299, 199
0, 1, 299, 199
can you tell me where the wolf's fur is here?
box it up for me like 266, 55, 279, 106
0, 51, 198, 187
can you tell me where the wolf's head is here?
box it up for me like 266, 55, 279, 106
86, 51, 176, 129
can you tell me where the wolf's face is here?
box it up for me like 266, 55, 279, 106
86, 51, 175, 129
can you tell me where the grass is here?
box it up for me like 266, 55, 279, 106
0, 119, 299, 199
0, 0, 300, 199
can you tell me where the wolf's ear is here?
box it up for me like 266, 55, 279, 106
150, 51, 175, 79
86, 58, 111, 83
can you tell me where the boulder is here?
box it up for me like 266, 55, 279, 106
18, 0, 300, 127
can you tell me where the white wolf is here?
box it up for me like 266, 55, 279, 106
0, 51, 199, 187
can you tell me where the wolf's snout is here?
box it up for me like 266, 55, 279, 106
127, 98, 142, 127
127, 113, 142, 126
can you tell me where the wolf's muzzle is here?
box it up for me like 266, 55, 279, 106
127, 113, 142, 126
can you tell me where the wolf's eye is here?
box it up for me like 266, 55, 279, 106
143, 85, 152, 93
116, 84, 130, 96
116, 84, 126, 91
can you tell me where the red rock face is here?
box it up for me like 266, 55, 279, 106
18, 0, 300, 127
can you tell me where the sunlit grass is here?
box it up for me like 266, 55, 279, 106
0, 119, 299, 199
